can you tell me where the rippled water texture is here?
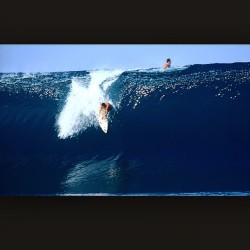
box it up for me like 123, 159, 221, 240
0, 63, 250, 195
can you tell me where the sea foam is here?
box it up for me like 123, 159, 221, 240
56, 69, 122, 139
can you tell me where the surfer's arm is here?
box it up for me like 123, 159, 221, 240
102, 109, 108, 119
163, 63, 167, 69
101, 107, 109, 119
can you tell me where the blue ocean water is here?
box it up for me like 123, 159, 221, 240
0, 63, 250, 196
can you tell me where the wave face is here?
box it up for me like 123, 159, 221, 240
0, 63, 250, 196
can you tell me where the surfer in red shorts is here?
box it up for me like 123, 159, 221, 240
99, 102, 113, 119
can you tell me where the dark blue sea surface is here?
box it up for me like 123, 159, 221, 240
0, 63, 250, 196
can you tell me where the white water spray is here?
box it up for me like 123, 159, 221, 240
56, 70, 122, 139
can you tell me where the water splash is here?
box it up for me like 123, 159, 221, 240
56, 69, 122, 139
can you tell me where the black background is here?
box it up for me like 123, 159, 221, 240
1, 0, 250, 249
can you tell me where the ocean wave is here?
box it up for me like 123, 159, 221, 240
0, 63, 250, 195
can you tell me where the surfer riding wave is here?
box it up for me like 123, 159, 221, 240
99, 102, 113, 119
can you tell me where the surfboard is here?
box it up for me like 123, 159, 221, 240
98, 109, 108, 133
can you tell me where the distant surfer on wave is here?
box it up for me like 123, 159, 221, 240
162, 58, 171, 69
99, 102, 113, 119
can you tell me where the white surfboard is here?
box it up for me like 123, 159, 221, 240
98, 109, 108, 133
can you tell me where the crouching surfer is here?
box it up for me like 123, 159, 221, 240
99, 102, 113, 119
